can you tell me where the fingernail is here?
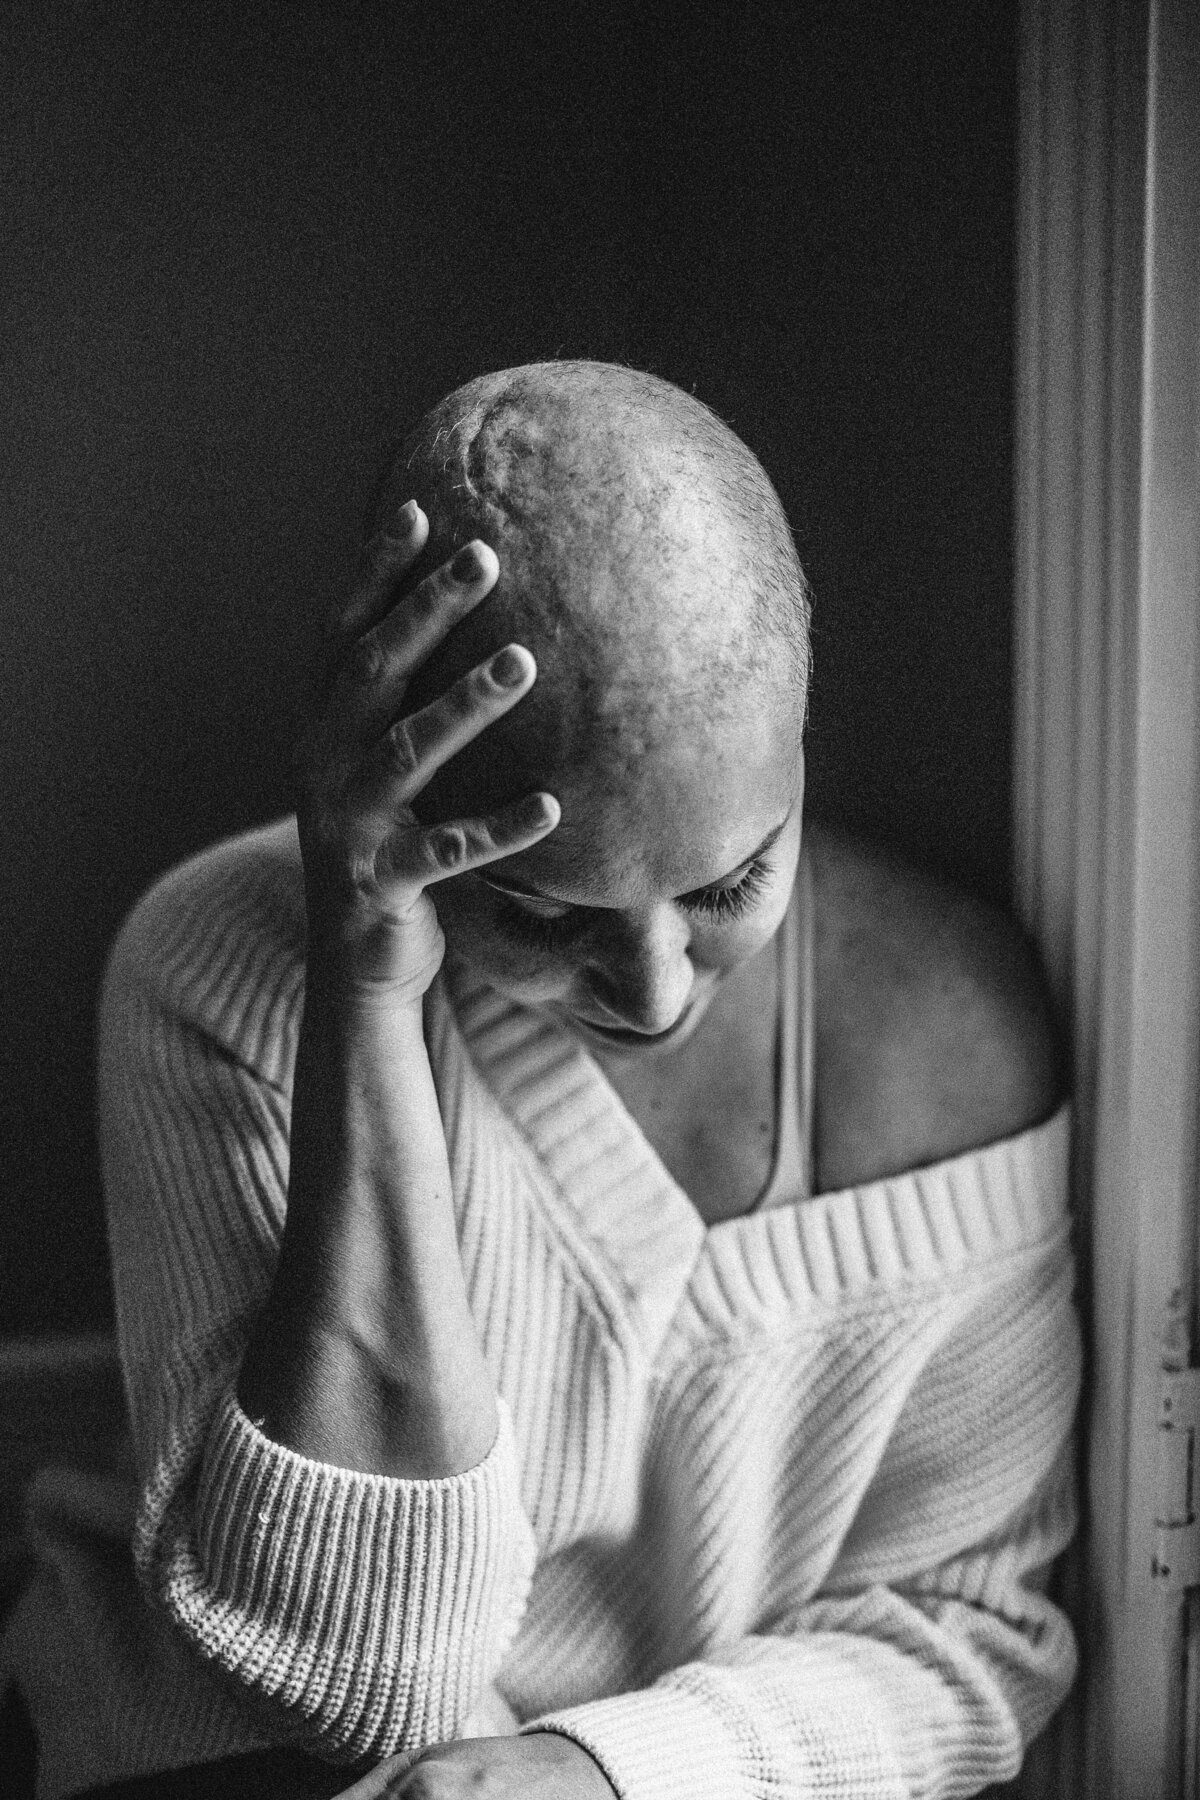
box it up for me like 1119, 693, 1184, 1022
490, 646, 529, 687
393, 499, 418, 536
452, 543, 483, 582
522, 792, 556, 827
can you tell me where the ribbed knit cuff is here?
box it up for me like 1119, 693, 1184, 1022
161, 1389, 536, 1758
524, 1686, 746, 1800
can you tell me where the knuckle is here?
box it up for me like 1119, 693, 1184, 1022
416, 687, 469, 748
346, 846, 380, 892
361, 530, 409, 584
400, 1774, 439, 1800
385, 717, 419, 779
347, 634, 385, 688
435, 819, 493, 873
429, 824, 467, 870
408, 572, 443, 622
446, 674, 481, 721
362, 527, 396, 562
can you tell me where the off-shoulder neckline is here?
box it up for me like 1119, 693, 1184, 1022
442, 964, 1072, 1354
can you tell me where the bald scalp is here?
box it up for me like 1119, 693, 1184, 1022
369, 361, 811, 813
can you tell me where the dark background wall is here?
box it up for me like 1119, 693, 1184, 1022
0, 1, 1017, 1337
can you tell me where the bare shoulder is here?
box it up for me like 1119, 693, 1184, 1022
806, 821, 1064, 1192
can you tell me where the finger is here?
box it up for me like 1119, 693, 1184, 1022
339, 540, 501, 739
331, 1749, 420, 1799
384, 793, 561, 889
358, 644, 537, 809
325, 502, 431, 642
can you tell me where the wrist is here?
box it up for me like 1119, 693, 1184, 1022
303, 934, 441, 1025
304, 879, 445, 1009
520, 1733, 621, 1799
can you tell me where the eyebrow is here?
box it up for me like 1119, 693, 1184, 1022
482, 816, 791, 907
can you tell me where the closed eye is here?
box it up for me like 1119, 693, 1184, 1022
487, 854, 775, 952
491, 892, 579, 953
680, 855, 771, 921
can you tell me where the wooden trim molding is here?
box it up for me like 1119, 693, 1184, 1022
1015, 0, 1200, 1793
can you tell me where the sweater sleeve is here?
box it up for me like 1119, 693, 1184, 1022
524, 1239, 1081, 1800
97, 851, 537, 1764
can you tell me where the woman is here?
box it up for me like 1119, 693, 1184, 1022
9, 362, 1078, 1798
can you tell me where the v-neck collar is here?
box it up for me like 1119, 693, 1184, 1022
443, 959, 706, 1356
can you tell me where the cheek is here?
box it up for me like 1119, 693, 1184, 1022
691, 913, 784, 975
690, 858, 801, 972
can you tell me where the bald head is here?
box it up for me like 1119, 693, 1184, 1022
371, 361, 811, 816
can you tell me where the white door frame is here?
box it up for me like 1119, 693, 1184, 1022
1014, 0, 1200, 1793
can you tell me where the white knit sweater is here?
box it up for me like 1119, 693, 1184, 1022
12, 818, 1080, 1798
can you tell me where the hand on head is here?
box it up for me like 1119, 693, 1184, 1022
298, 361, 810, 1036
295, 505, 560, 1006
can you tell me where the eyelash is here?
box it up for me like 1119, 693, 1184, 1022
492, 856, 774, 953
686, 856, 771, 920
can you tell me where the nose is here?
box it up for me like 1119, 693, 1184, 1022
585, 906, 695, 1035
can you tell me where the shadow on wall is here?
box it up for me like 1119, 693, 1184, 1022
0, 0, 1017, 1336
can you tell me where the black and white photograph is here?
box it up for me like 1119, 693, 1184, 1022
2, 3, 1198, 1795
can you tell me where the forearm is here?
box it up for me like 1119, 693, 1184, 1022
237, 975, 497, 1478
233, 512, 550, 1480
